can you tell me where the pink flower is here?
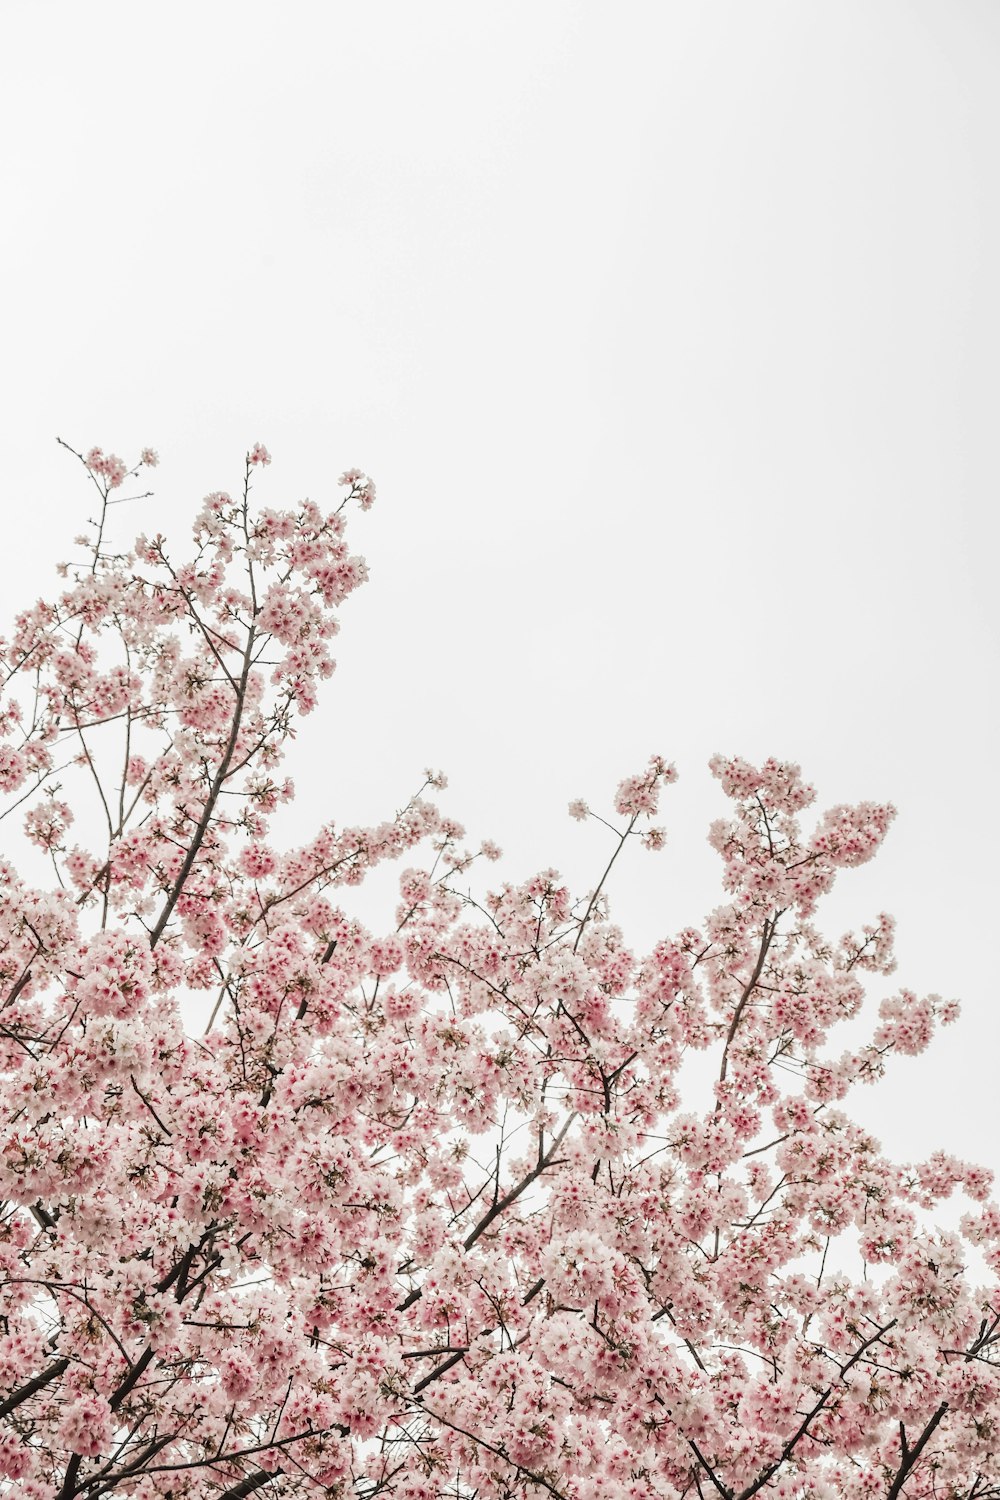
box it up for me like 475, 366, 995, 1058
0, 438, 986, 1500
57, 1393, 113, 1457
84, 445, 128, 488
339, 467, 376, 509
0, 744, 27, 793
0, 1431, 33, 1479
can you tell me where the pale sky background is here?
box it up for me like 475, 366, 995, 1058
1, 2, 998, 1175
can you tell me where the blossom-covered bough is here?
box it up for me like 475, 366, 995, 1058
0, 443, 996, 1498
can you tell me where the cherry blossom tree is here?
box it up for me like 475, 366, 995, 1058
0, 441, 997, 1499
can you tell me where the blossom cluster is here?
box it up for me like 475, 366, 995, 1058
0, 443, 993, 1500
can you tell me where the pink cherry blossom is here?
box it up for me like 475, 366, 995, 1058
56, 1394, 113, 1457
0, 441, 993, 1500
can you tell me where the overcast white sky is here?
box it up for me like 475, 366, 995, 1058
1, 2, 998, 1173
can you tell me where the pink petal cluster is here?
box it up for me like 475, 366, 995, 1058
84, 445, 128, 488
0, 441, 992, 1499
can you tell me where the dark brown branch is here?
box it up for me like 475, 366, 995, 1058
718, 914, 780, 1087
462, 1111, 576, 1251
687, 1440, 733, 1500
217, 1472, 281, 1500
0, 1355, 70, 1418
148, 623, 257, 948
736, 1319, 898, 1500
108, 1345, 155, 1414
130, 1074, 172, 1135
886, 1403, 948, 1500
572, 815, 637, 955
